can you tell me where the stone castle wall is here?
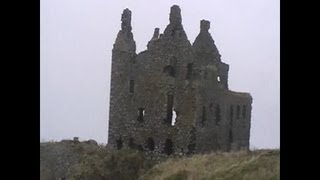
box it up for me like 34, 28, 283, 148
108, 5, 252, 157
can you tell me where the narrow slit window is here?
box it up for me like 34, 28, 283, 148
186, 63, 193, 79
230, 105, 234, 124
166, 94, 174, 124
215, 104, 221, 125
242, 105, 247, 118
201, 106, 207, 125
236, 105, 240, 119
129, 80, 134, 93
137, 108, 145, 122
228, 129, 233, 145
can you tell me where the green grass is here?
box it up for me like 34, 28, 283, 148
40, 141, 279, 180
140, 150, 279, 180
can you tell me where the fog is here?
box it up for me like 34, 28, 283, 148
40, 0, 279, 149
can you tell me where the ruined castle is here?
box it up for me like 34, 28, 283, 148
108, 5, 252, 156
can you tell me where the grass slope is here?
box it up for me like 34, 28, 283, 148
140, 150, 279, 180
40, 141, 279, 180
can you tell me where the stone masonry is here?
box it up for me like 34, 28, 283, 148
108, 5, 252, 156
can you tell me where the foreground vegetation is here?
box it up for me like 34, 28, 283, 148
40, 140, 279, 180
140, 150, 279, 180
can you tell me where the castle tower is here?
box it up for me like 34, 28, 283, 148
108, 5, 252, 156
108, 8, 136, 148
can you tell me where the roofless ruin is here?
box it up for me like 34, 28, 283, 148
108, 5, 252, 156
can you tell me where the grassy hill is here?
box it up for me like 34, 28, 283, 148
40, 140, 279, 180
140, 150, 279, 180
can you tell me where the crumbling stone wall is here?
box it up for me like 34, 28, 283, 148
108, 5, 252, 157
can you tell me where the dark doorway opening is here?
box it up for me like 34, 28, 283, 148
163, 139, 174, 155
116, 136, 123, 149
128, 138, 135, 149
146, 137, 155, 151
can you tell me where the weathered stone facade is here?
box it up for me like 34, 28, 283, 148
108, 5, 252, 157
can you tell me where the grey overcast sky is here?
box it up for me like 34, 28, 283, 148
40, 0, 279, 149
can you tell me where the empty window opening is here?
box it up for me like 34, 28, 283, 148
217, 76, 221, 82
116, 136, 123, 149
128, 138, 135, 149
129, 80, 134, 93
215, 105, 221, 125
163, 139, 174, 155
165, 94, 174, 124
163, 65, 175, 77
236, 105, 240, 119
146, 137, 155, 151
171, 109, 177, 126
242, 105, 247, 118
186, 63, 193, 79
137, 108, 145, 122
201, 106, 207, 125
